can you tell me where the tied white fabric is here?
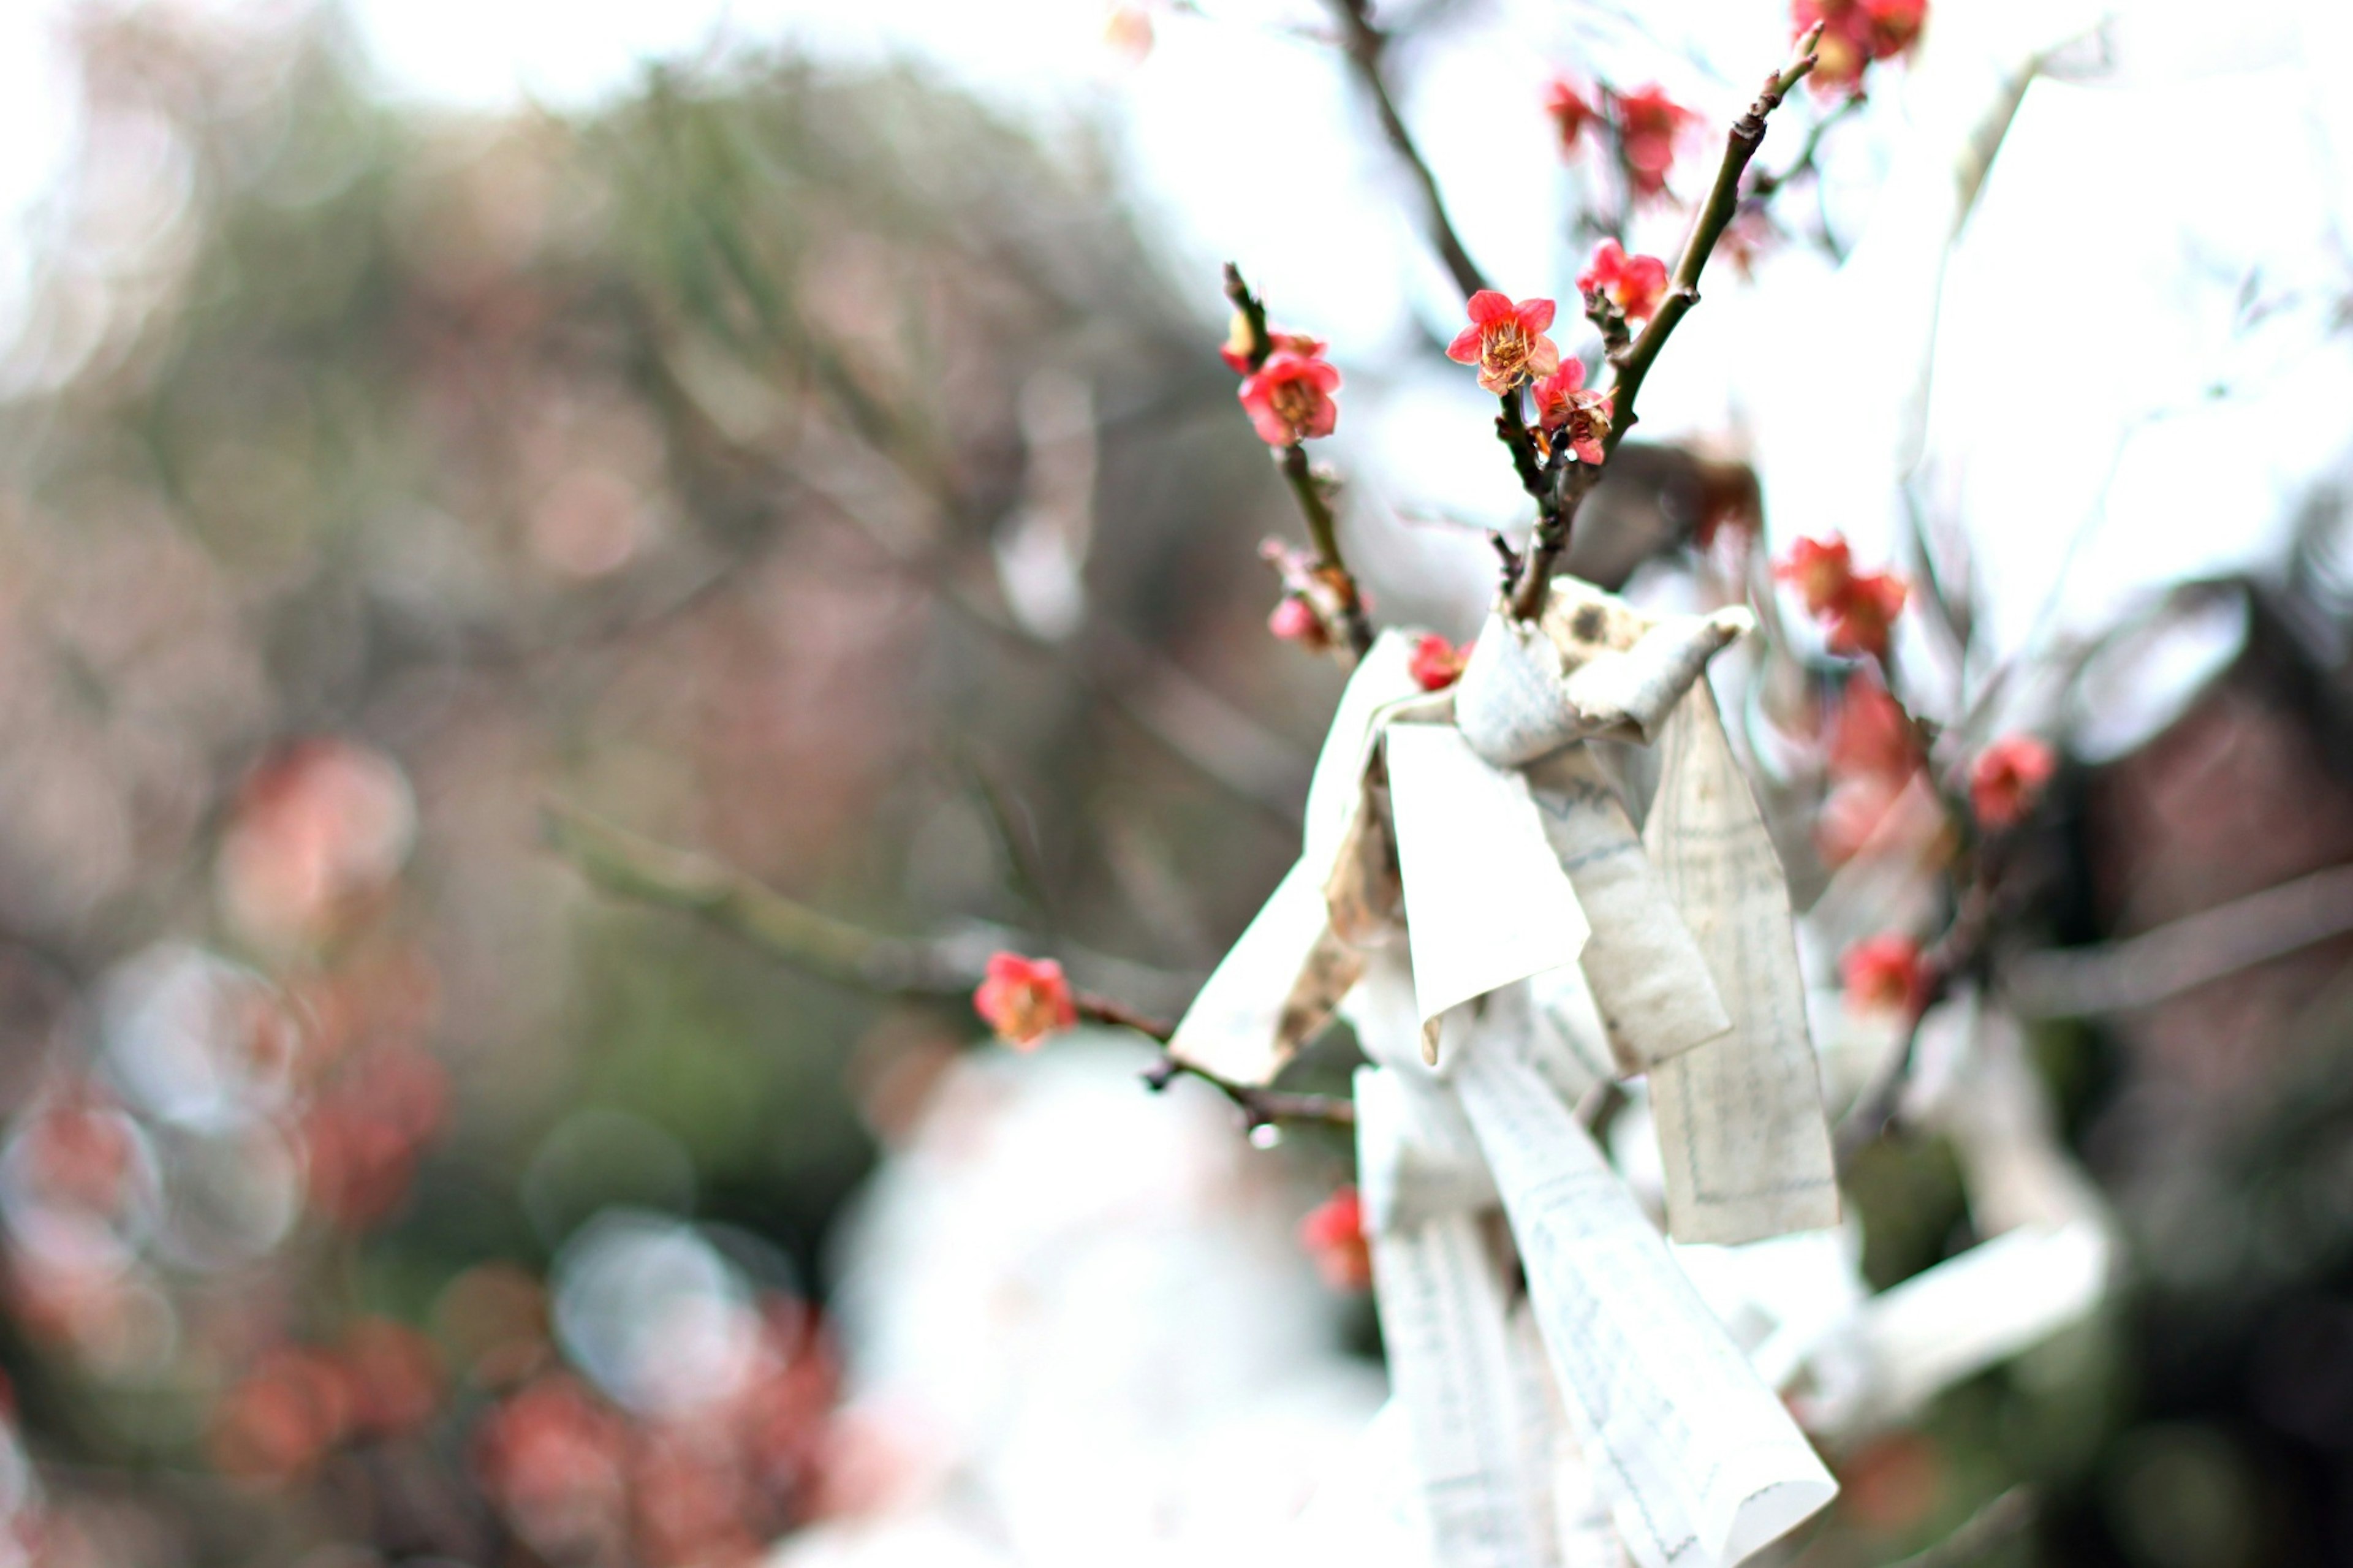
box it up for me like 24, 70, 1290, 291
1167, 578, 1847, 1568
1169, 579, 1835, 1247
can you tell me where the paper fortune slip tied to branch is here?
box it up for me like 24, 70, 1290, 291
1166, 578, 1859, 1567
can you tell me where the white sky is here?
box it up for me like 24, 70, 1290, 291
5, 0, 2352, 743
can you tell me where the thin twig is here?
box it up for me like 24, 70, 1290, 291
1323, 0, 1490, 303
1837, 880, 1993, 1167
1075, 989, 1354, 1129
1748, 89, 1861, 202
545, 800, 988, 993
542, 800, 1195, 1013
2005, 862, 2353, 1019
1140, 1049, 1358, 1131
542, 802, 1352, 1129
1608, 26, 1824, 449
1224, 262, 1376, 658
1509, 27, 1822, 619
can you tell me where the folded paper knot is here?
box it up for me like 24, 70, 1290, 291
1455, 580, 1752, 768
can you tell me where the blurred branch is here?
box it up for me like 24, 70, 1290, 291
1510, 29, 1820, 619
1323, 0, 1490, 303
1602, 25, 1822, 452
2005, 862, 2353, 1018
545, 800, 988, 993
1885, 1486, 2036, 1568
1224, 262, 1375, 659
1747, 89, 1860, 203
649, 343, 1314, 826
545, 801, 1346, 1128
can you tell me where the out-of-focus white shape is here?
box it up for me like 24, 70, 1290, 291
1809, 1220, 2110, 1434
99, 945, 295, 1132
2065, 589, 2249, 764
151, 1121, 303, 1270
1673, 1228, 1866, 1398
779, 1034, 1379, 1568
1754, 0, 2104, 564
991, 371, 1096, 642
553, 1210, 763, 1419
1803, 998, 2115, 1436
1286, 1399, 1433, 1567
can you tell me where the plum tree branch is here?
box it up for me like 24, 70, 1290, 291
1225, 263, 1375, 659
1324, 0, 1490, 303
545, 800, 1353, 1130
1508, 28, 1822, 619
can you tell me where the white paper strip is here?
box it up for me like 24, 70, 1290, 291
1355, 1066, 1496, 1235
1523, 744, 1730, 1074
1643, 686, 1840, 1245
1814, 1221, 2110, 1436
1385, 724, 1589, 1046
1165, 858, 1357, 1085
1366, 1206, 1552, 1568
1454, 1043, 1837, 1568
1303, 631, 1426, 873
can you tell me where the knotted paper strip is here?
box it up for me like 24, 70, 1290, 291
1523, 744, 1731, 1075
1165, 857, 1355, 1086
1455, 1040, 1838, 1568
1167, 631, 1424, 1084
1455, 589, 1751, 769
1385, 723, 1590, 1054
1355, 1064, 1553, 1563
1642, 683, 1840, 1245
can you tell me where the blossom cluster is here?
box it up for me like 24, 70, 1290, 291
1774, 534, 1908, 661
1544, 78, 1698, 201
1797, 0, 1930, 95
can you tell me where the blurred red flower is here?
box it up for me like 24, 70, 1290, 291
218, 738, 415, 949
1578, 239, 1669, 325
1798, 0, 1928, 95
474, 1374, 632, 1561
1408, 634, 1471, 692
1299, 1186, 1372, 1292
1774, 535, 1906, 660
1612, 85, 1696, 198
211, 1346, 356, 1485
1446, 291, 1561, 395
1841, 933, 1925, 1016
1774, 533, 1855, 616
1825, 570, 1908, 660
1969, 735, 2056, 830
972, 953, 1077, 1050
1818, 673, 1927, 866
302, 1048, 451, 1230
1543, 75, 1595, 154
1268, 594, 1330, 651
341, 1317, 444, 1436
